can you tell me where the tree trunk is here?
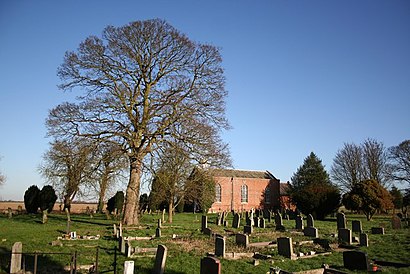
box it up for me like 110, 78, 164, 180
123, 156, 143, 225
168, 200, 174, 223
97, 176, 108, 213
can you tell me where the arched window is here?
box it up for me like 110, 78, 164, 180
241, 184, 248, 203
264, 186, 271, 204
215, 183, 221, 202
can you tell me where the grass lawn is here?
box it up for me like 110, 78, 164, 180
0, 212, 409, 273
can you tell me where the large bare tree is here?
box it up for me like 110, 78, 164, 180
389, 140, 410, 185
49, 19, 229, 225
0, 157, 5, 187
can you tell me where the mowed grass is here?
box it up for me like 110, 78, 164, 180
0, 212, 409, 273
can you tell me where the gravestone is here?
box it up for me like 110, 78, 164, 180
203, 227, 213, 236
113, 224, 117, 237
352, 220, 362, 233
201, 215, 208, 231
244, 225, 253, 234
119, 236, 126, 254
200, 256, 221, 274
295, 215, 304, 230
338, 228, 352, 245
359, 233, 368, 247
343, 250, 371, 271
307, 214, 314, 228
215, 236, 225, 257
371, 227, 384, 234
392, 215, 402, 229
254, 217, 260, 228
153, 245, 167, 274
277, 237, 293, 259
235, 233, 249, 247
125, 241, 133, 257
156, 228, 161, 238
124, 260, 134, 274
303, 227, 318, 238
216, 213, 222, 226
337, 213, 346, 229
158, 219, 162, 228
259, 218, 266, 228
10, 242, 22, 274
232, 213, 240, 228
223, 220, 228, 227
275, 213, 285, 230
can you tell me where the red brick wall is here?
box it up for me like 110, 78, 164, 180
209, 176, 281, 212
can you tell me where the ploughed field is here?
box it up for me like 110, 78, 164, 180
0, 211, 409, 273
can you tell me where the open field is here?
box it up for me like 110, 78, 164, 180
0, 201, 100, 214
0, 211, 409, 273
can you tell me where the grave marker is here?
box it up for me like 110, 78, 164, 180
359, 233, 368, 247
343, 250, 371, 271
338, 228, 352, 245
10, 242, 22, 274
215, 236, 225, 257
244, 225, 253, 234
277, 237, 293, 259
235, 233, 249, 247
200, 256, 221, 274
337, 213, 346, 229
371, 227, 384, 234
153, 245, 167, 274
392, 215, 402, 229
124, 261, 134, 274
295, 215, 304, 230
352, 220, 362, 233
232, 213, 240, 228
303, 227, 318, 238
259, 218, 266, 228
201, 215, 208, 232
306, 214, 314, 228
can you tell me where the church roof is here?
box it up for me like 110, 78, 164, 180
280, 182, 291, 195
208, 169, 278, 180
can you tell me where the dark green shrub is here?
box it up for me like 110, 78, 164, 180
24, 185, 40, 213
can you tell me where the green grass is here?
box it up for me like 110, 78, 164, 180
0, 212, 409, 273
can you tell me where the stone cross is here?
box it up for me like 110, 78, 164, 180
153, 245, 167, 274
10, 242, 22, 274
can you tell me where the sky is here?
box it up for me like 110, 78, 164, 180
0, 0, 409, 201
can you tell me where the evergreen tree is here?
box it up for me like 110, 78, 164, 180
39, 185, 58, 213
290, 152, 341, 220
24, 185, 40, 213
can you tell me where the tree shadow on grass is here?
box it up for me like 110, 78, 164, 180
0, 246, 71, 274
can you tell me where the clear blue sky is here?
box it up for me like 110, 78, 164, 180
0, 0, 409, 201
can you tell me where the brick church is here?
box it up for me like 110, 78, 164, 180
207, 169, 293, 213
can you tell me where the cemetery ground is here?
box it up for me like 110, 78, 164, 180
0, 212, 409, 274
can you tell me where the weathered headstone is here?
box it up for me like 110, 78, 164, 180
337, 213, 346, 229
7, 208, 13, 219
216, 213, 222, 226
343, 250, 371, 271
277, 237, 293, 259
371, 227, 384, 234
223, 220, 228, 227
232, 213, 240, 228
201, 215, 208, 232
244, 225, 253, 234
303, 227, 318, 238
215, 236, 225, 257
113, 224, 117, 237
307, 214, 314, 228
259, 218, 266, 228
203, 227, 213, 236
119, 223, 123, 237
162, 209, 166, 223
125, 241, 133, 257
359, 233, 368, 247
235, 233, 249, 247
119, 237, 126, 254
158, 218, 162, 228
392, 215, 402, 229
153, 245, 167, 274
295, 215, 304, 230
275, 213, 285, 230
200, 256, 221, 274
352, 220, 362, 233
338, 228, 352, 245
155, 228, 161, 238
124, 260, 134, 274
253, 217, 260, 228
10, 242, 22, 274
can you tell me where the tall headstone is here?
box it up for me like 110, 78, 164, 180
244, 225, 253, 234
125, 241, 133, 258
359, 233, 368, 247
216, 213, 222, 226
200, 256, 221, 274
153, 245, 167, 274
343, 251, 371, 271
352, 220, 362, 233
235, 233, 249, 247
113, 224, 118, 237
338, 228, 352, 245
201, 215, 208, 232
306, 214, 314, 228
232, 213, 240, 228
162, 209, 166, 223
337, 213, 346, 229
215, 236, 225, 257
124, 261, 134, 274
10, 242, 22, 274
119, 237, 126, 254
253, 217, 260, 228
295, 215, 304, 230
155, 228, 161, 238
158, 219, 162, 229
277, 237, 293, 259
259, 218, 266, 228
275, 213, 285, 230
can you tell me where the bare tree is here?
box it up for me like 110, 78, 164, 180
389, 140, 410, 185
39, 138, 96, 211
331, 139, 392, 192
49, 19, 229, 225
0, 157, 5, 187
331, 143, 364, 192
362, 138, 392, 188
